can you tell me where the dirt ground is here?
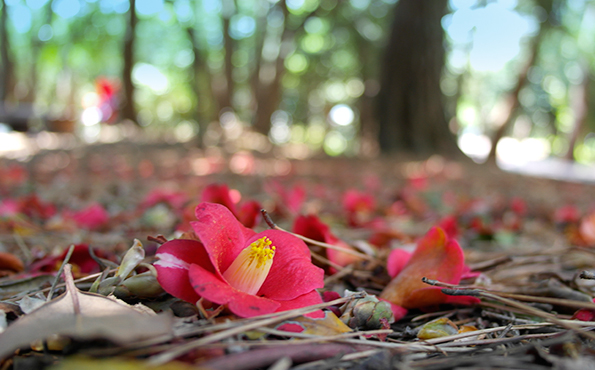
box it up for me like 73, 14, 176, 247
2, 139, 595, 369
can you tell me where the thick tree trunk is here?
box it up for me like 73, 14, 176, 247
251, 0, 290, 135
376, 0, 460, 157
0, 0, 14, 102
121, 0, 138, 125
186, 26, 218, 146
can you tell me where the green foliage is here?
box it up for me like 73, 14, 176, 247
1, 0, 594, 160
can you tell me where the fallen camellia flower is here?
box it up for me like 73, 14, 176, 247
201, 183, 261, 228
29, 244, 115, 276
342, 189, 375, 227
154, 202, 324, 318
380, 227, 478, 320
292, 214, 362, 273
66, 203, 110, 230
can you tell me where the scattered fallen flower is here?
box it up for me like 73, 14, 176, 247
155, 202, 324, 318
343, 189, 375, 227
380, 226, 478, 320
292, 214, 362, 272
65, 202, 110, 230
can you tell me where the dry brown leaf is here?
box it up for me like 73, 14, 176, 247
0, 264, 172, 360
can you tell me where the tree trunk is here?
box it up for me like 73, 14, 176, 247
565, 67, 589, 160
376, 0, 460, 157
0, 0, 14, 102
485, 31, 544, 163
121, 0, 138, 125
186, 26, 216, 145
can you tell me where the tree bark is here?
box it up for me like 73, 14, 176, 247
485, 32, 543, 163
565, 68, 589, 160
0, 0, 14, 102
376, 0, 461, 157
121, 0, 138, 125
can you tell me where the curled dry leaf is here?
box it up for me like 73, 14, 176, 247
0, 252, 24, 276
0, 264, 172, 360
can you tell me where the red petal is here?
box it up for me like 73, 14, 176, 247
276, 322, 305, 332
70, 203, 109, 230
191, 202, 256, 273
386, 249, 411, 279
237, 200, 261, 228
380, 227, 466, 310
256, 230, 324, 301
274, 290, 324, 313
154, 239, 213, 304
201, 184, 238, 216
293, 214, 360, 270
189, 264, 280, 318
381, 299, 408, 321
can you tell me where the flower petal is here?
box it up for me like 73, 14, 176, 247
201, 184, 238, 216
274, 290, 323, 313
189, 264, 280, 317
380, 227, 466, 309
293, 214, 361, 270
386, 249, 411, 279
191, 202, 256, 273
256, 230, 325, 301
381, 300, 408, 321
154, 239, 213, 304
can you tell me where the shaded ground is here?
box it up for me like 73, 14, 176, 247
1, 139, 595, 369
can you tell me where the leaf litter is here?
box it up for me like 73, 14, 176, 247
1, 143, 595, 369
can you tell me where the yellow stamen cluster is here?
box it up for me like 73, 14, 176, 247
222, 237, 276, 295
248, 237, 276, 268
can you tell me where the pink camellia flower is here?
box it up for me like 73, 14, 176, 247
292, 214, 362, 272
201, 183, 238, 215
201, 183, 261, 228
140, 188, 188, 211
66, 203, 109, 230
380, 227, 478, 320
343, 189, 375, 227
154, 202, 324, 318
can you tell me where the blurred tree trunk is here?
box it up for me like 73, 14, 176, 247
121, 0, 138, 125
217, 0, 236, 112
252, 0, 290, 135
0, 0, 14, 102
565, 68, 589, 160
485, 29, 545, 163
186, 26, 217, 143
376, 0, 461, 157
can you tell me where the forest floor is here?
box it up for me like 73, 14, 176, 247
1, 137, 595, 369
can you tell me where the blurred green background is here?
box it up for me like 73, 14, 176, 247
1, 0, 594, 165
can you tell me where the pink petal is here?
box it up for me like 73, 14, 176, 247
386, 249, 412, 279
274, 290, 323, 313
293, 214, 360, 270
381, 299, 408, 321
201, 184, 238, 216
191, 202, 256, 273
154, 239, 213, 304
380, 227, 466, 310
256, 230, 324, 301
238, 200, 261, 228
70, 203, 109, 230
189, 264, 280, 318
